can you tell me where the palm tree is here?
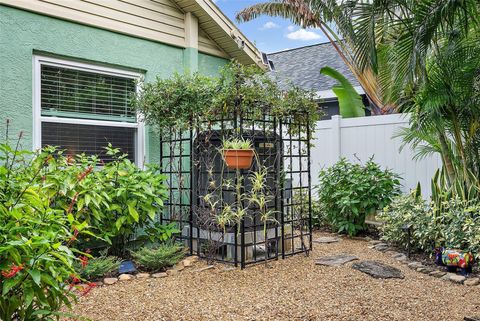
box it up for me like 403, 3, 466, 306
237, 0, 479, 114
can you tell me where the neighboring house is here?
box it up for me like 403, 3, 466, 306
267, 42, 370, 119
0, 0, 263, 166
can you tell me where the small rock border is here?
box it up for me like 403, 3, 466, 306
367, 240, 480, 287
80, 256, 216, 288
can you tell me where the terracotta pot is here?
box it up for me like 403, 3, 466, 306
223, 149, 254, 169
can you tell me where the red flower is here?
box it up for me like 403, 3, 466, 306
80, 282, 97, 296
1, 263, 24, 279
79, 255, 89, 268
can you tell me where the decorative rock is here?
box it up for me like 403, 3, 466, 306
408, 262, 424, 269
417, 267, 433, 274
94, 281, 104, 287
118, 274, 133, 281
152, 272, 168, 278
449, 274, 466, 284
352, 260, 404, 279
394, 255, 408, 262
374, 243, 390, 252
313, 236, 340, 244
315, 254, 359, 267
429, 270, 446, 278
136, 273, 151, 279
441, 273, 456, 281
166, 269, 179, 276
464, 278, 480, 286
182, 256, 198, 267
194, 265, 215, 272
175, 262, 185, 271
368, 240, 383, 246
103, 277, 118, 285
464, 316, 480, 321
118, 260, 137, 274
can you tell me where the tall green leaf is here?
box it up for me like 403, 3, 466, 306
320, 66, 365, 118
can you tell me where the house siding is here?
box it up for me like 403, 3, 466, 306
0, 5, 228, 163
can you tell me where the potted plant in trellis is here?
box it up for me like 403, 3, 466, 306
222, 138, 255, 169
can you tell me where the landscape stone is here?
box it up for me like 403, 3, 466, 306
441, 273, 457, 281
118, 274, 133, 281
152, 272, 168, 278
449, 274, 466, 284
313, 236, 340, 244
394, 255, 408, 262
429, 271, 447, 278
166, 269, 179, 276
194, 265, 215, 272
315, 254, 359, 267
183, 256, 200, 267
103, 277, 118, 285
175, 262, 185, 271
464, 278, 480, 286
464, 317, 480, 321
368, 240, 383, 246
352, 260, 404, 279
136, 273, 151, 279
408, 262, 424, 269
374, 243, 390, 252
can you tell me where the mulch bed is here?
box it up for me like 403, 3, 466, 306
67, 232, 480, 321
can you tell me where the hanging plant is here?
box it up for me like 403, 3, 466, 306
222, 138, 255, 169
132, 61, 320, 135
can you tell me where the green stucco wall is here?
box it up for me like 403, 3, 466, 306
0, 5, 228, 163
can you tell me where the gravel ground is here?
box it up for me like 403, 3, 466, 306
69, 232, 480, 321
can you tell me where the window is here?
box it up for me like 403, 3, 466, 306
34, 56, 144, 166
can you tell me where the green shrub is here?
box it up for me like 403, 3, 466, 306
131, 244, 185, 272
37, 144, 169, 255
0, 136, 95, 320
317, 158, 401, 236
74, 255, 121, 281
380, 193, 480, 258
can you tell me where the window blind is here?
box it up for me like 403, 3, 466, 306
41, 122, 136, 163
40, 65, 136, 122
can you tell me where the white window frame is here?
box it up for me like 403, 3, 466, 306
33, 55, 145, 168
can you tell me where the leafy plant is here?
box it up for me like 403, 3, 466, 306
380, 192, 480, 259
131, 244, 185, 272
0, 130, 95, 320
133, 62, 320, 136
223, 138, 253, 150
39, 144, 169, 256
142, 222, 181, 244
317, 158, 401, 236
320, 66, 365, 118
74, 254, 121, 281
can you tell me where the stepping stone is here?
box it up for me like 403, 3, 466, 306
352, 261, 404, 279
315, 254, 359, 267
313, 236, 340, 244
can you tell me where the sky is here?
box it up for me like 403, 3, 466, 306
213, 0, 329, 54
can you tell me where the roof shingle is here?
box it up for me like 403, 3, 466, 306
267, 42, 359, 92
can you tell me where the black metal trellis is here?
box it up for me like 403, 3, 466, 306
160, 111, 312, 268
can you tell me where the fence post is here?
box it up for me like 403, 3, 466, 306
331, 115, 342, 162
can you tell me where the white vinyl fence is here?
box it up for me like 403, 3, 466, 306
311, 114, 442, 198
